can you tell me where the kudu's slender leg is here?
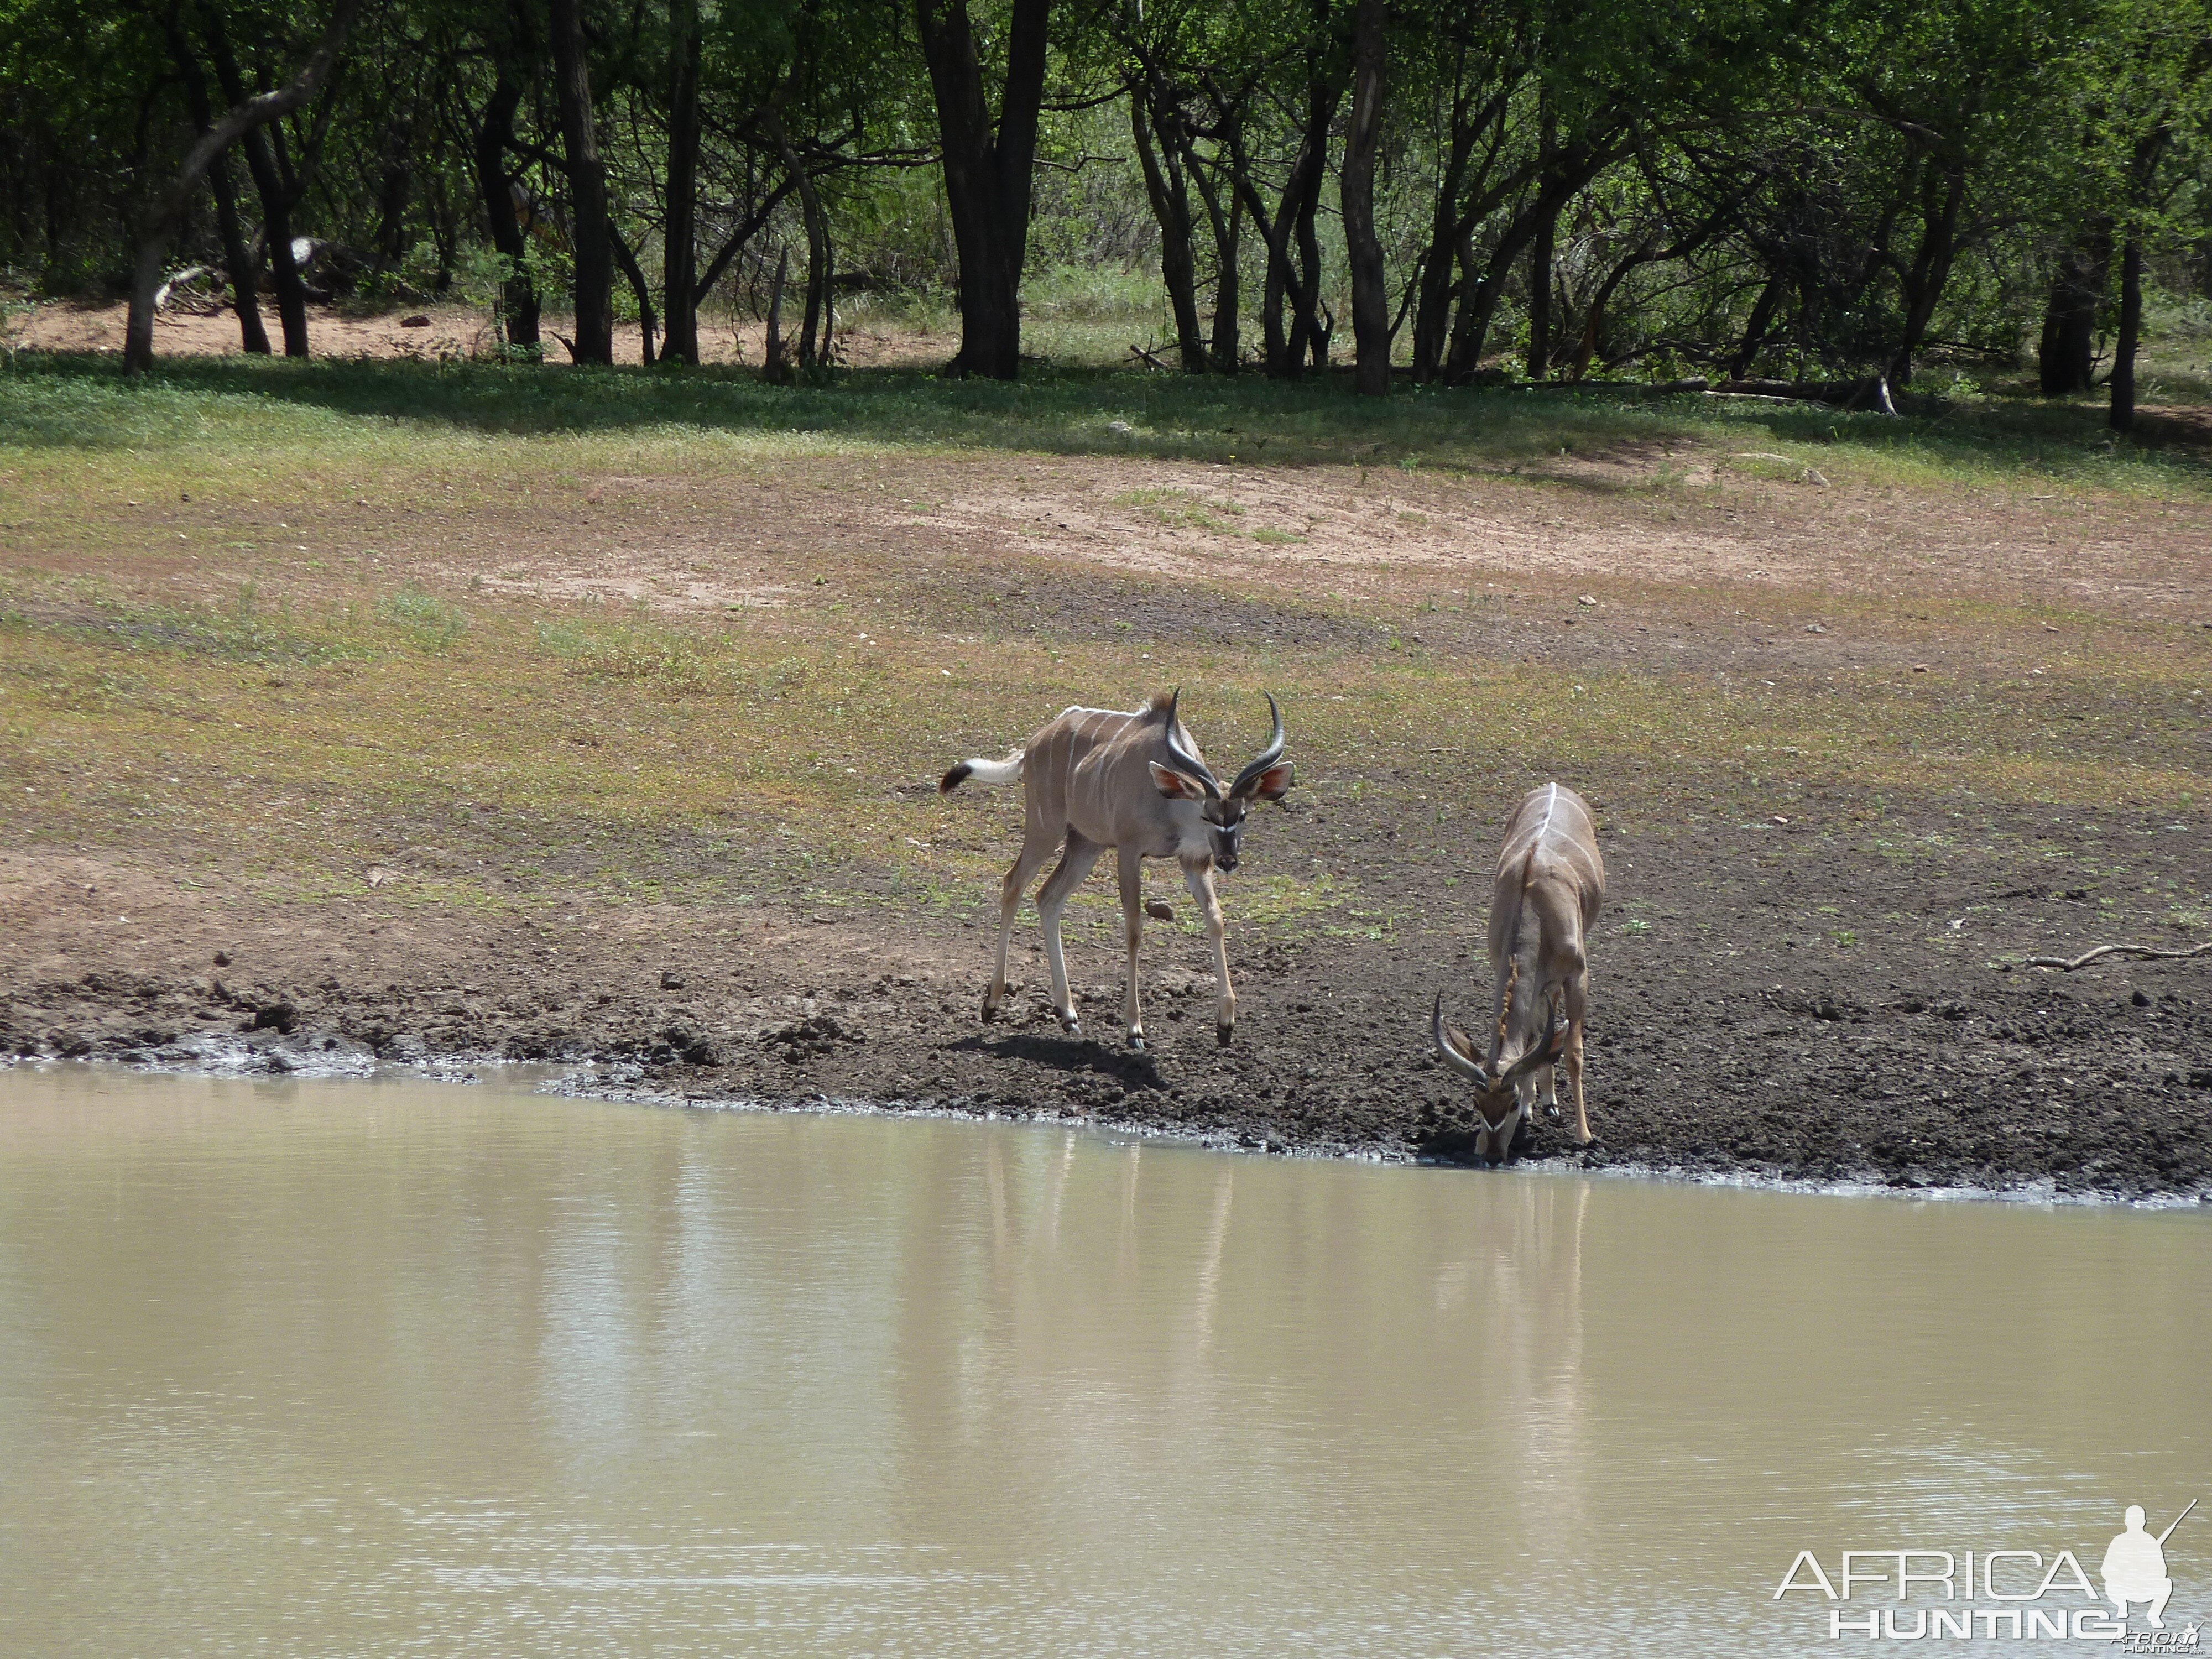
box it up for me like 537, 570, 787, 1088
1541, 986, 1563, 1118
1564, 968, 1592, 1145
985, 828, 1058, 1022
1035, 831, 1105, 1034
1115, 846, 1147, 1049
1183, 862, 1235, 1044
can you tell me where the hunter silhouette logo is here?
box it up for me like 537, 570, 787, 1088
2105, 1501, 2194, 1631
1774, 1499, 2200, 1643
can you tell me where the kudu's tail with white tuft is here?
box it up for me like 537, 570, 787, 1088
940, 752, 1025, 794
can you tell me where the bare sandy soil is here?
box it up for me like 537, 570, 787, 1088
3, 366, 2209, 1196
8, 296, 956, 368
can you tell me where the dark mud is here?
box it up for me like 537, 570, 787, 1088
6, 799, 2207, 1201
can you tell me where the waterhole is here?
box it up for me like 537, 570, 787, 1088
1, 1066, 2204, 1655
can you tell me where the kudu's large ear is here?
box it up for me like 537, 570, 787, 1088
1233, 761, 1294, 802
1149, 761, 1208, 800
1431, 993, 1492, 1084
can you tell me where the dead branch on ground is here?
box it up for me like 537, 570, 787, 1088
2023, 940, 2212, 972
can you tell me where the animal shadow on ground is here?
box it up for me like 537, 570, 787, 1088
948, 1031, 1165, 1090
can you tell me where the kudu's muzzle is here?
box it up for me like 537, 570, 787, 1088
1429, 992, 1566, 1167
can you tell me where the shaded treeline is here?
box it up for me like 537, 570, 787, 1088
3, 0, 2207, 417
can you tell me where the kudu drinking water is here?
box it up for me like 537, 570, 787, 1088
940, 690, 1293, 1049
1431, 782, 1606, 1165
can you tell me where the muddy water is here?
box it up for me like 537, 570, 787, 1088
1, 1068, 2205, 1656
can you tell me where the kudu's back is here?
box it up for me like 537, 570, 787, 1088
1489, 783, 1605, 966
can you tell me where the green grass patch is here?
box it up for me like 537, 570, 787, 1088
4, 352, 2206, 498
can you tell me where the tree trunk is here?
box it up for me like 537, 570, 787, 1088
1130, 91, 1206, 372
1525, 206, 1555, 381
547, 0, 612, 364
915, 0, 1051, 379
1410, 114, 1478, 383
763, 104, 831, 369
123, 0, 358, 374
763, 248, 792, 384
201, 8, 312, 356
661, 0, 701, 366
160, 12, 270, 354
1220, 66, 1337, 379
472, 67, 540, 348
1885, 164, 1964, 389
2110, 226, 2142, 434
2037, 218, 2112, 395
1728, 271, 1785, 379
159, 14, 269, 358
1571, 243, 1650, 381
1449, 210, 1540, 378
369, 116, 411, 276
1524, 102, 1557, 382
611, 232, 657, 363
1440, 124, 1627, 382
251, 133, 309, 356
209, 155, 270, 353
1342, 0, 1389, 395
1284, 81, 1336, 376
1191, 141, 1241, 372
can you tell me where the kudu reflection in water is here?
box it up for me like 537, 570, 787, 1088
940, 690, 1293, 1048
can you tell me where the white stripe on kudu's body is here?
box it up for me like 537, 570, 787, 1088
1432, 782, 1606, 1165
940, 690, 1293, 1049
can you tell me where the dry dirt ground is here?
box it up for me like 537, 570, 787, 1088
3, 374, 2209, 1197
8, 298, 954, 369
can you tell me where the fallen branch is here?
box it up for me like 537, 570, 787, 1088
2023, 940, 2212, 971
1712, 375, 1897, 414
1127, 342, 1170, 371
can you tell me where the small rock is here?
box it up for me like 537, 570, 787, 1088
400, 315, 431, 328
1107, 420, 1133, 435
1577, 594, 1597, 606
1803, 467, 1829, 487
660, 970, 686, 990
212, 951, 231, 967
1912, 663, 1928, 673
1803, 622, 1826, 634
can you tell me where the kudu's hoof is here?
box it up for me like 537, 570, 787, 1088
980, 995, 999, 1024
1126, 1031, 1146, 1052
1215, 1021, 1233, 1047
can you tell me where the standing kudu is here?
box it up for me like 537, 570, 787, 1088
940, 690, 1293, 1048
1431, 782, 1606, 1165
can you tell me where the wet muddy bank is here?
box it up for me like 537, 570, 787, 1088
7, 801, 2209, 1201
7, 914, 2208, 1202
